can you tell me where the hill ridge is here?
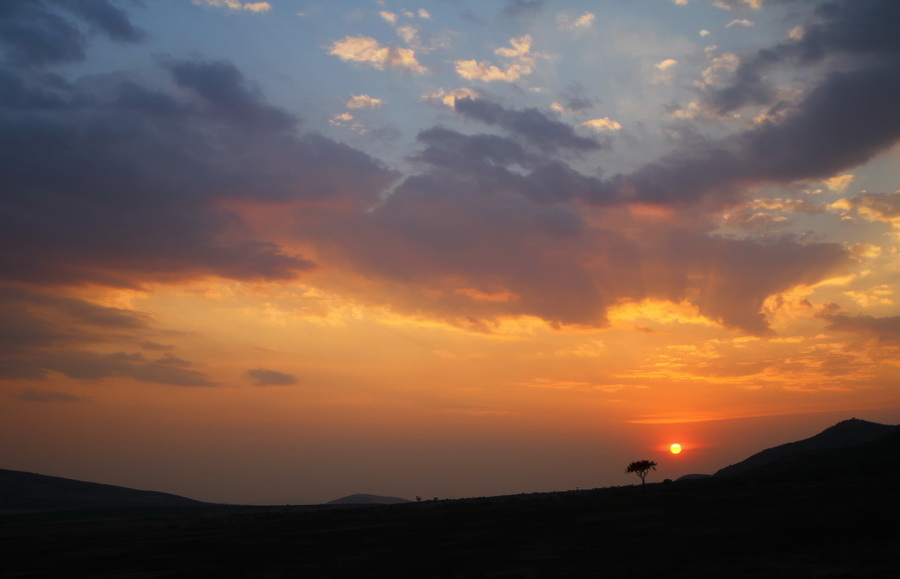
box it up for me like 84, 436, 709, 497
715, 418, 898, 477
0, 468, 207, 514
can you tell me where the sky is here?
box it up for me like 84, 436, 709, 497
1, 0, 899, 505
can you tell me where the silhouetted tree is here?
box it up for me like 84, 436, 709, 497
626, 460, 658, 485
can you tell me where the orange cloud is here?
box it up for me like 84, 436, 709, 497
328, 35, 427, 74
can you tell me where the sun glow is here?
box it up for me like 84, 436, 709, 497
669, 443, 683, 454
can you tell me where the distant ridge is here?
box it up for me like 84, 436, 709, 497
0, 468, 207, 514
715, 418, 898, 478
327, 494, 410, 505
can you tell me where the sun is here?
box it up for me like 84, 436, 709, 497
669, 443, 682, 455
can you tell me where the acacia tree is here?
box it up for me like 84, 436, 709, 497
626, 460, 658, 485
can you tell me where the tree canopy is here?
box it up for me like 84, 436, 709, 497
626, 460, 658, 485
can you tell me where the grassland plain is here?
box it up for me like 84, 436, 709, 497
2, 467, 899, 578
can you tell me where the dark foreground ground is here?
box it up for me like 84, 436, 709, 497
2, 470, 899, 578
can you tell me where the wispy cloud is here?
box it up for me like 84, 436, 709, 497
193, 0, 272, 13
247, 368, 298, 386
726, 19, 754, 28
556, 12, 595, 31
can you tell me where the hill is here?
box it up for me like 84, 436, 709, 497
0, 469, 207, 514
327, 493, 411, 505
715, 417, 897, 477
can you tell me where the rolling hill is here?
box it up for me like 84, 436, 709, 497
0, 469, 207, 514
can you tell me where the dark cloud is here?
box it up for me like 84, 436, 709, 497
0, 0, 142, 66
166, 59, 295, 128
824, 314, 900, 341
0, 50, 395, 288
301, 156, 849, 333
706, 0, 900, 114
412, 127, 608, 204
43, 351, 215, 386
596, 58, 900, 208
602, 1, 900, 212
140, 341, 175, 351
0, 0, 876, 345
0, 284, 214, 385
56, 0, 144, 43
660, 233, 848, 334
34, 293, 151, 329
454, 98, 602, 153
0, 286, 133, 355
299, 170, 606, 328
415, 126, 531, 171
247, 368, 298, 386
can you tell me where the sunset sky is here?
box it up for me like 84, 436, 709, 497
1, 0, 899, 505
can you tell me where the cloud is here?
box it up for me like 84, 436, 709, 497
824, 313, 900, 340
656, 59, 678, 71
557, 12, 595, 31
0, 0, 884, 349
193, 1, 272, 13
580, 118, 622, 131
166, 58, 295, 127
44, 351, 217, 386
726, 19, 754, 28
454, 35, 538, 83
247, 368, 298, 386
454, 98, 603, 152
0, 0, 143, 66
454, 59, 531, 83
713, 0, 764, 9
704, 0, 900, 114
346, 94, 384, 109
0, 285, 218, 385
328, 35, 428, 74
330, 112, 354, 126
823, 174, 854, 193
844, 285, 893, 309
494, 34, 535, 60
831, 192, 900, 228
724, 197, 825, 233
293, 116, 851, 334
0, 45, 396, 288
699, 50, 741, 89
379, 11, 397, 25
422, 87, 478, 108
396, 25, 419, 47
592, 58, 900, 209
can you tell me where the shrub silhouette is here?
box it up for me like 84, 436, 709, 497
626, 460, 658, 485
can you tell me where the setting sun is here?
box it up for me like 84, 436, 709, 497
670, 444, 683, 455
